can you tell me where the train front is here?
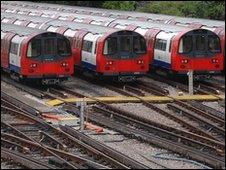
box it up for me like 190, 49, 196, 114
21, 32, 74, 84
98, 30, 149, 82
172, 29, 223, 79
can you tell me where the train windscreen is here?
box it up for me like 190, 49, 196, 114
178, 29, 221, 57
27, 33, 71, 60
103, 31, 146, 59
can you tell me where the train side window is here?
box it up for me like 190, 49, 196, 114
169, 36, 175, 52
155, 39, 167, 51
10, 42, 19, 55
82, 40, 93, 53
208, 35, 221, 53
94, 41, 98, 54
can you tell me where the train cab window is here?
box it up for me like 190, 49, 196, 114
195, 35, 205, 51
10, 43, 19, 55
103, 37, 117, 55
133, 36, 146, 54
120, 36, 131, 52
82, 40, 93, 53
27, 39, 41, 57
57, 38, 71, 56
208, 35, 221, 53
155, 39, 167, 51
43, 38, 55, 55
179, 35, 192, 53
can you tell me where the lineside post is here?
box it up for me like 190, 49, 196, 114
76, 98, 86, 131
187, 70, 194, 95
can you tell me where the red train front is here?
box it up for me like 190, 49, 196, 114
1, 23, 74, 84
92, 30, 149, 81
171, 29, 223, 76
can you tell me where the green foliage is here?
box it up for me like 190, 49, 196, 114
30, 1, 225, 20
102, 1, 136, 11
138, 1, 225, 20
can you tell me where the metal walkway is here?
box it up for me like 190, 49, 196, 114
46, 94, 225, 106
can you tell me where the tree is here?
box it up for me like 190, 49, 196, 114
102, 1, 136, 11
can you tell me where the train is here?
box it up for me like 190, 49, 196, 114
1, 23, 74, 84
1, 6, 223, 79
3, 0, 224, 75
2, 1, 224, 35
1, 12, 149, 82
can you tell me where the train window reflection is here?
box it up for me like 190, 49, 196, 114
179, 35, 192, 53
57, 38, 71, 56
196, 35, 205, 51
133, 36, 146, 54
208, 35, 221, 53
103, 37, 117, 55
43, 38, 55, 55
120, 36, 131, 52
27, 39, 41, 57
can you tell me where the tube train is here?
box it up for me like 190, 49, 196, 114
1, 13, 149, 82
3, 1, 224, 74
1, 7, 223, 78
2, 1, 224, 35
1, 23, 74, 84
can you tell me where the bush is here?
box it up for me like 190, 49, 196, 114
102, 1, 136, 11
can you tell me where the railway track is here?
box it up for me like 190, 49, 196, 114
1, 73, 225, 168
146, 74, 224, 96
42, 82, 225, 168
1, 91, 149, 169
104, 83, 225, 140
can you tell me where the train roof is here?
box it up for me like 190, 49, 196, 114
4, 1, 224, 28
112, 19, 190, 32
1, 12, 120, 34
2, 7, 194, 34
1, 4, 116, 23
1, 22, 46, 36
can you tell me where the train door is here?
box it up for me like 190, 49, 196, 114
9, 35, 24, 73
81, 33, 99, 71
1, 32, 16, 69
153, 31, 171, 69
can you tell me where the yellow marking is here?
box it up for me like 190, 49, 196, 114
46, 99, 65, 106
46, 95, 225, 106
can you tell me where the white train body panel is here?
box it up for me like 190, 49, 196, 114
134, 27, 149, 36
81, 33, 100, 71
153, 31, 177, 69
9, 35, 26, 73
64, 29, 77, 37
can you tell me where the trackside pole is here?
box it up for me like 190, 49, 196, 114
187, 70, 194, 95
77, 98, 86, 131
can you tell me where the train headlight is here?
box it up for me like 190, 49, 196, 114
106, 61, 113, 65
212, 59, 219, 63
30, 63, 37, 68
181, 59, 188, 64
137, 60, 144, 64
61, 62, 68, 67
